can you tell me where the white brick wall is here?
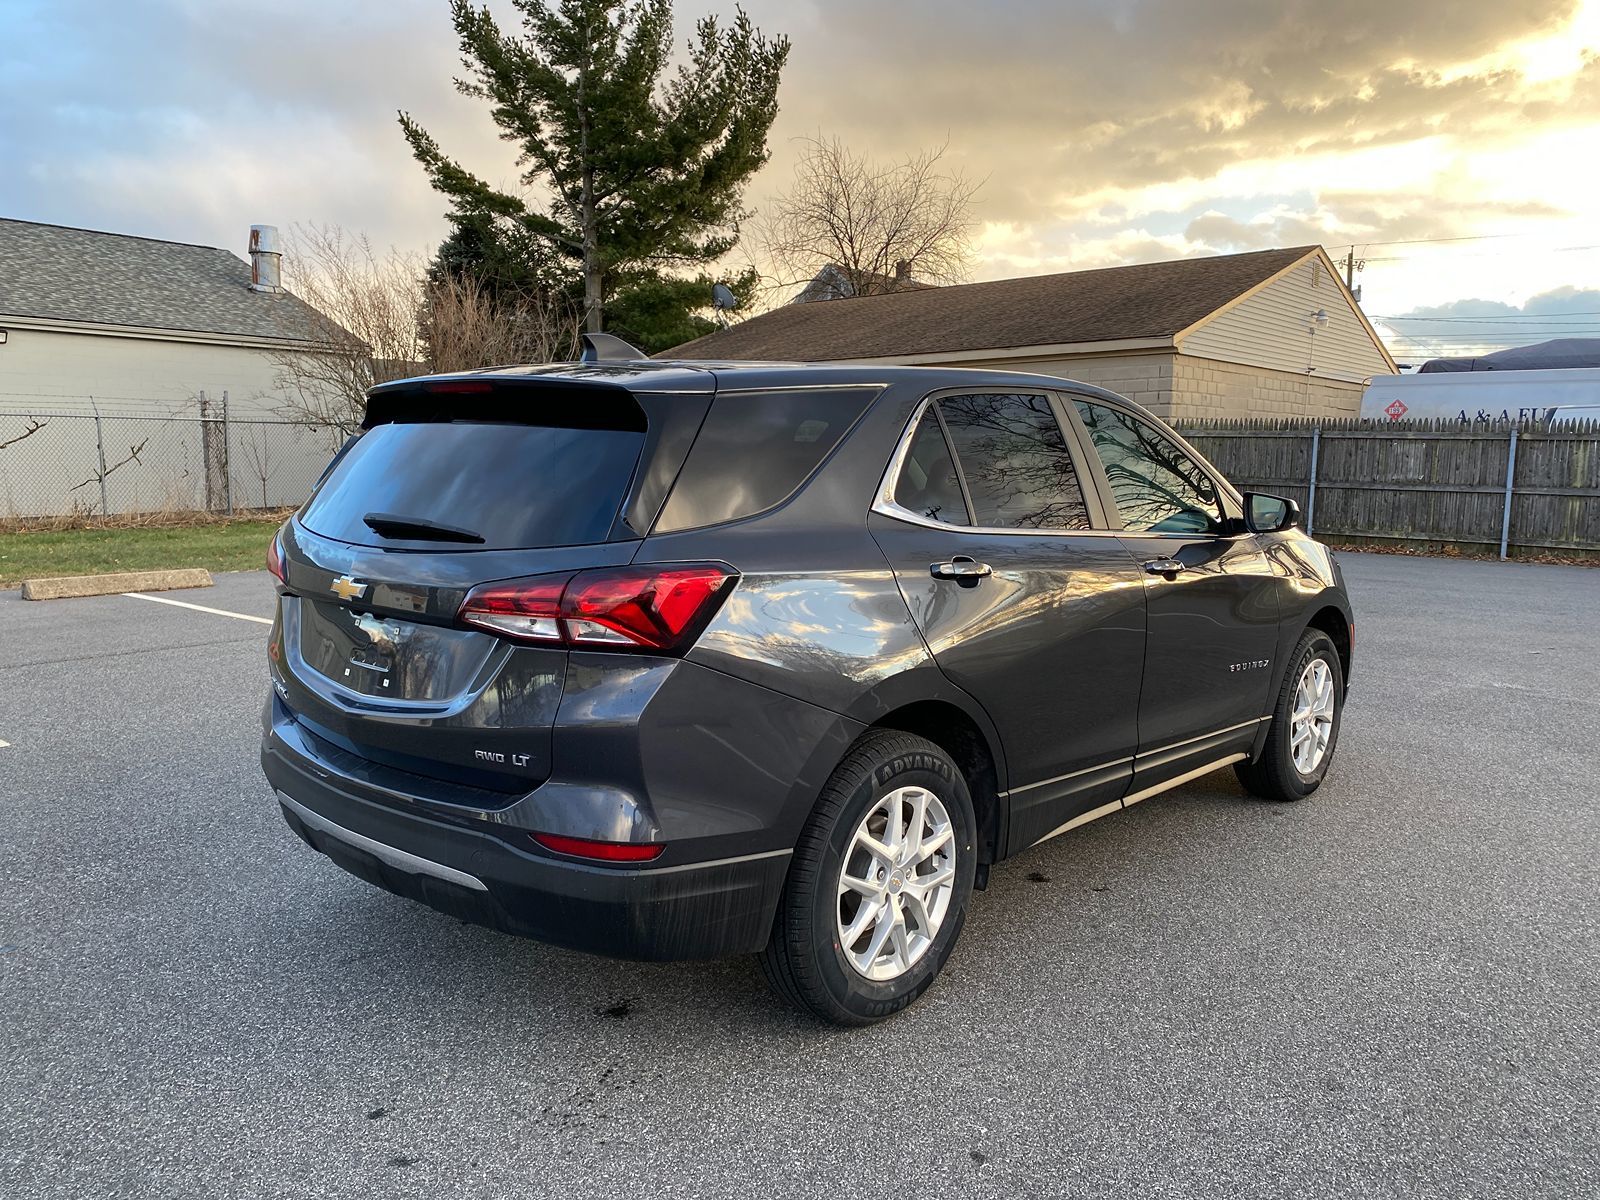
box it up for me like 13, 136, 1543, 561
1172, 354, 1361, 420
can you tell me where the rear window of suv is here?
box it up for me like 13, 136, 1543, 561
653, 387, 877, 532
300, 419, 646, 550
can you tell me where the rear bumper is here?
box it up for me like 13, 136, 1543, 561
263, 724, 791, 961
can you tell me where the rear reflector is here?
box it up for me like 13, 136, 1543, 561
530, 832, 665, 863
460, 564, 734, 652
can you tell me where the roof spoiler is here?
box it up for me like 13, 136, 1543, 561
579, 332, 648, 363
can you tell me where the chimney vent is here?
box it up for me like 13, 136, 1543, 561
249, 225, 284, 294
894, 259, 912, 283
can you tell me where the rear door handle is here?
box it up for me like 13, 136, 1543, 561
1142, 557, 1187, 579
930, 556, 992, 581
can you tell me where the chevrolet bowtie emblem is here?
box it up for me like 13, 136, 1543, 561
330, 574, 368, 602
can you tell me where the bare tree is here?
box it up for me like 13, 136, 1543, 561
238, 423, 276, 511
0, 418, 47, 451
269, 225, 583, 434
757, 137, 982, 303
423, 273, 581, 376
269, 225, 429, 435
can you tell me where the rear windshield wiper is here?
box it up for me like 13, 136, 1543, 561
362, 512, 486, 544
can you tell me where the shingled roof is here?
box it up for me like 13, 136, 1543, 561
0, 218, 329, 344
668, 246, 1318, 361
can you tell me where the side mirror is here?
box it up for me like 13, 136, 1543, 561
1244, 492, 1300, 534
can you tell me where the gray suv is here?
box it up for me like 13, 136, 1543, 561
262, 353, 1352, 1025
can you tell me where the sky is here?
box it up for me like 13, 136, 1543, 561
3, 0, 1599, 361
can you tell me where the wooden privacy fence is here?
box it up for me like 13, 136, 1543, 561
1172, 417, 1600, 559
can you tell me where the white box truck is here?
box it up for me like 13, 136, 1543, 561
1361, 368, 1600, 424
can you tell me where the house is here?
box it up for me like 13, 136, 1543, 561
0, 219, 340, 517
791, 260, 936, 304
669, 246, 1396, 420
0, 218, 331, 420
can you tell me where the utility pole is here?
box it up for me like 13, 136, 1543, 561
1344, 248, 1356, 291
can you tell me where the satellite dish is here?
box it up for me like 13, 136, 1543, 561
712, 282, 739, 327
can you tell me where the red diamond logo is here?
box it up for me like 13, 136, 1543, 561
1384, 399, 1408, 420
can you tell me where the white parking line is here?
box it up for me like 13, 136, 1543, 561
0, 740, 9, 749
121, 592, 273, 626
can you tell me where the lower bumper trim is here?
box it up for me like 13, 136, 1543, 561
278, 790, 488, 892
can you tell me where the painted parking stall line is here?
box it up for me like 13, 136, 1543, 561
121, 592, 273, 626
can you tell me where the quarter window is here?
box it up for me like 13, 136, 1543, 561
1072, 400, 1222, 534
655, 387, 877, 532
936, 394, 1090, 530
893, 410, 970, 525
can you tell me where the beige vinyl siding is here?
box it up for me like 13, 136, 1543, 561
0, 326, 298, 418
911, 350, 1181, 417
1178, 256, 1393, 385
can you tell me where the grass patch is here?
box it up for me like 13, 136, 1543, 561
0, 516, 284, 587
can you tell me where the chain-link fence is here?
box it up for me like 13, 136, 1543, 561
0, 406, 342, 519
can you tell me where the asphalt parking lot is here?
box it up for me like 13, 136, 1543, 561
3, 552, 1597, 1199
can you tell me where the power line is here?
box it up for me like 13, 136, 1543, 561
1382, 331, 1600, 340
1336, 233, 1531, 249
1362, 244, 1600, 263
1371, 312, 1600, 322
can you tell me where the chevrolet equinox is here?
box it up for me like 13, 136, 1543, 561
262, 351, 1353, 1025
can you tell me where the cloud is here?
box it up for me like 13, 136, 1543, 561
1373, 285, 1600, 356
1, 0, 1597, 320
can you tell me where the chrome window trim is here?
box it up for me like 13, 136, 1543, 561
872, 392, 1117, 538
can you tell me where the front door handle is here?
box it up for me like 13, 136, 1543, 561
930, 556, 992, 581
1142, 557, 1186, 579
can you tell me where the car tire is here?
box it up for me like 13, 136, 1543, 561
1235, 628, 1345, 802
759, 730, 977, 1026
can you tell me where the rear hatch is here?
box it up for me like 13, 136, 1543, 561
271, 371, 712, 797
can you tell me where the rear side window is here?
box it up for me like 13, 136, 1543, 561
937, 394, 1090, 530
654, 388, 875, 532
893, 410, 969, 525
300, 421, 645, 549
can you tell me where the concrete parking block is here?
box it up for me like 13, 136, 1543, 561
18, 567, 214, 600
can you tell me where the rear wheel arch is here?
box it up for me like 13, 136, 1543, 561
866, 700, 1003, 868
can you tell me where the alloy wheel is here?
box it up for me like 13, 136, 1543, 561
1290, 658, 1336, 775
836, 786, 957, 981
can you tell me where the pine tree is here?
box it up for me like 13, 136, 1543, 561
400, 0, 788, 347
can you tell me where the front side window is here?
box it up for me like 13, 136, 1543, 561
893, 409, 969, 525
1073, 400, 1222, 534
937, 394, 1090, 530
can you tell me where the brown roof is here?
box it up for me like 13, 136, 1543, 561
667, 246, 1318, 361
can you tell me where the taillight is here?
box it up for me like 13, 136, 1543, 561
267, 528, 288, 585
459, 564, 734, 652
530, 832, 665, 863
455, 573, 570, 642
